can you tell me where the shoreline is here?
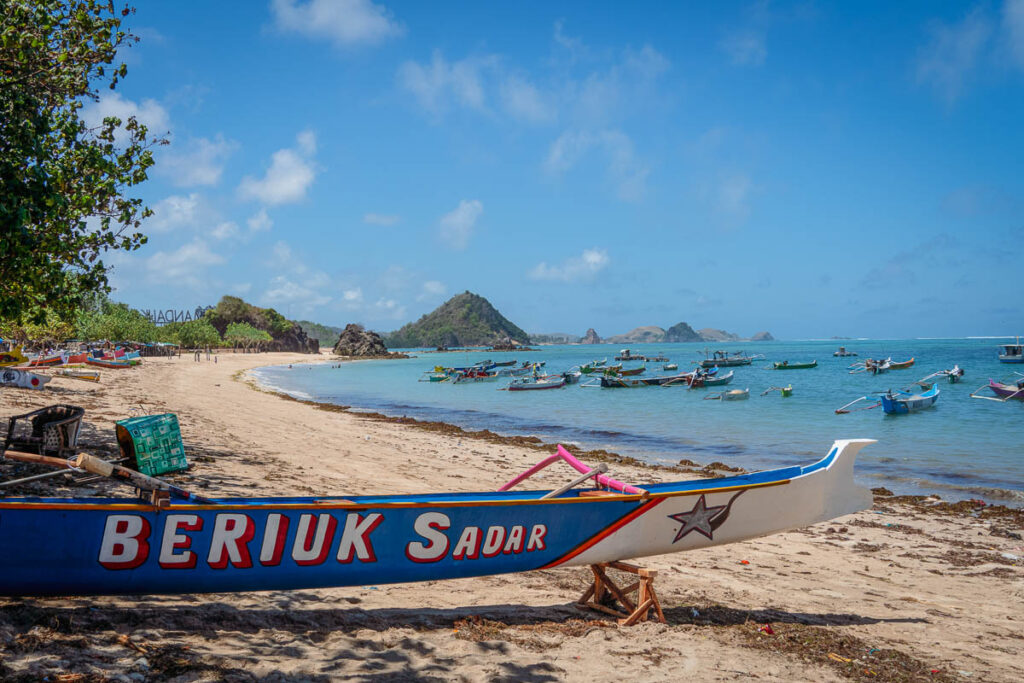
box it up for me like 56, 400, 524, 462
245, 357, 1024, 510
1, 352, 1021, 681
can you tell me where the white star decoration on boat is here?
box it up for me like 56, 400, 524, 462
668, 495, 728, 542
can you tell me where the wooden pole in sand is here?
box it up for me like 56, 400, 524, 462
3, 450, 214, 504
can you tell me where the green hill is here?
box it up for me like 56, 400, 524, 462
204, 296, 319, 353
296, 320, 344, 348
386, 292, 529, 348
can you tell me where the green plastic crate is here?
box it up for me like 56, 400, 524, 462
115, 413, 188, 476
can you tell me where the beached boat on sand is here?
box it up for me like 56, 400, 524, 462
1, 367, 51, 389
0, 439, 873, 596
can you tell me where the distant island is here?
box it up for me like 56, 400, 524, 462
530, 322, 773, 345
384, 292, 530, 348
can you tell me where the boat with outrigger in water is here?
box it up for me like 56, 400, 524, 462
836, 375, 940, 415
970, 372, 1024, 402
0, 412, 875, 600
698, 350, 763, 368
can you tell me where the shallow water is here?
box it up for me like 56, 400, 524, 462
251, 339, 1024, 505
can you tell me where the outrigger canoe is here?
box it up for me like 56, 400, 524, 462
773, 360, 817, 370
0, 439, 872, 596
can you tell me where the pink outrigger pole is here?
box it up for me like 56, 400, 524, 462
499, 444, 646, 495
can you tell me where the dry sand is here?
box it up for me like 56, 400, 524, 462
0, 351, 1022, 682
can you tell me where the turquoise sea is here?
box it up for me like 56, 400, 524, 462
251, 339, 1023, 506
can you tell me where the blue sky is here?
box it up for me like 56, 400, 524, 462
99, 1, 1023, 339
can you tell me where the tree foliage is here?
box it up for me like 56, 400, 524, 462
75, 298, 159, 341
1, 0, 165, 323
170, 318, 222, 349
206, 296, 298, 338
225, 321, 272, 350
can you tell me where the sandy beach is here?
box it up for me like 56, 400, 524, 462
1, 351, 1022, 682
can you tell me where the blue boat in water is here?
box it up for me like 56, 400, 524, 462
880, 384, 940, 414
0, 440, 873, 597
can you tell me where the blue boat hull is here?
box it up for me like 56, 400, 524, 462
0, 440, 873, 597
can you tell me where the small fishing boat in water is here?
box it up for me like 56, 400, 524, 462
998, 339, 1023, 363
833, 347, 857, 357
761, 385, 793, 398
705, 388, 750, 401
970, 375, 1024, 402
888, 358, 915, 370
505, 375, 566, 391
698, 350, 760, 368
663, 363, 678, 371
773, 360, 817, 370
880, 384, 939, 414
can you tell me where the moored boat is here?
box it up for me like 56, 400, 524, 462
663, 363, 678, 371
761, 385, 793, 398
998, 339, 1023, 363
699, 350, 758, 368
888, 357, 914, 370
773, 360, 817, 370
701, 370, 735, 387
705, 388, 750, 401
880, 384, 939, 414
0, 439, 873, 597
615, 365, 646, 377
970, 377, 1024, 402
833, 347, 857, 357
505, 375, 566, 391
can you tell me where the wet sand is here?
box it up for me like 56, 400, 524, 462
0, 351, 1021, 682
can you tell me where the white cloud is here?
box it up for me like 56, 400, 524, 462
160, 134, 238, 187
545, 129, 648, 201
146, 239, 224, 288
499, 75, 553, 122
81, 93, 170, 138
247, 208, 273, 232
398, 51, 493, 114
270, 0, 404, 47
261, 240, 333, 315
342, 287, 363, 302
374, 297, 407, 319
1005, 0, 1024, 69
238, 130, 318, 205
211, 221, 240, 241
438, 199, 483, 250
917, 8, 991, 103
720, 31, 766, 66
529, 248, 609, 283
146, 193, 203, 233
417, 280, 446, 301
701, 173, 754, 227
363, 213, 400, 226
264, 275, 332, 314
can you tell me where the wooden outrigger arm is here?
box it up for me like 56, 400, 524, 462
835, 396, 881, 414
3, 449, 214, 504
499, 445, 647, 497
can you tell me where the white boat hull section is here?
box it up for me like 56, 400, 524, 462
559, 439, 875, 568
1, 368, 51, 390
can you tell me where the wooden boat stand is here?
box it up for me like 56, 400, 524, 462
577, 561, 666, 626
